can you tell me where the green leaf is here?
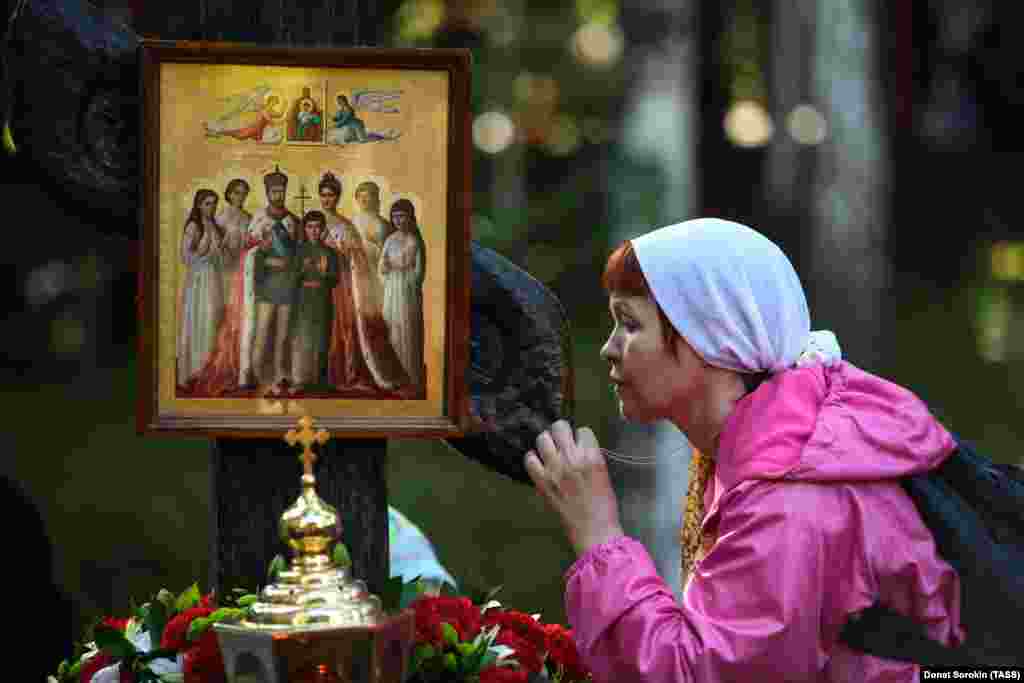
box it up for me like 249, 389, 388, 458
156, 589, 175, 610
2, 121, 17, 156
236, 594, 259, 608
443, 652, 457, 672
267, 555, 287, 584
332, 542, 352, 569
135, 668, 160, 683
186, 617, 212, 641
478, 652, 497, 670
174, 583, 201, 612
399, 578, 427, 610
484, 584, 504, 604
145, 600, 168, 644
441, 622, 459, 647
209, 607, 245, 622
67, 659, 83, 680
95, 626, 138, 659
379, 575, 405, 611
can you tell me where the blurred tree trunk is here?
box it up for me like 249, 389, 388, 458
607, 0, 700, 600
766, 0, 890, 370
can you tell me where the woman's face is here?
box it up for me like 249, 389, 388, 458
200, 195, 217, 218
356, 189, 376, 212
320, 188, 339, 211
392, 210, 411, 231
228, 187, 248, 209
600, 292, 706, 423
305, 220, 324, 242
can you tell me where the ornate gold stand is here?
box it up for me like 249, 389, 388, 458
213, 416, 415, 683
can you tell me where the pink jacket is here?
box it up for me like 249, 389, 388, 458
566, 361, 965, 682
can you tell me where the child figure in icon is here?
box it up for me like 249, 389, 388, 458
287, 87, 324, 143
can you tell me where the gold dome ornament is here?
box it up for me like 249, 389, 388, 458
213, 415, 415, 682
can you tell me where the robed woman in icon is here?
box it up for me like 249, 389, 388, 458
318, 172, 408, 392
177, 189, 226, 387
380, 198, 426, 392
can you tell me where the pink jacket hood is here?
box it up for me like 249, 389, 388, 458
708, 361, 956, 515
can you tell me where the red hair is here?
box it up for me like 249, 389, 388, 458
602, 240, 681, 353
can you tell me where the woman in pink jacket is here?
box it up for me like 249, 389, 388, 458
525, 218, 964, 682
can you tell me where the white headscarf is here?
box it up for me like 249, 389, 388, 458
631, 218, 841, 374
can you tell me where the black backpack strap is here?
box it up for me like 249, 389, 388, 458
839, 440, 1024, 665
839, 602, 982, 667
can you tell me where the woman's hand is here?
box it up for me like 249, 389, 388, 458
525, 420, 625, 556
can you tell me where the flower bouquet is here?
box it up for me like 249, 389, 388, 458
50, 552, 591, 683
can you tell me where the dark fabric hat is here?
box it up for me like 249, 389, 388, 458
263, 165, 288, 190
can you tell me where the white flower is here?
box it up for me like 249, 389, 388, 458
147, 652, 183, 678
126, 619, 182, 679
90, 662, 121, 683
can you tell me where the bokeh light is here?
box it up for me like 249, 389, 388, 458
24, 260, 75, 308
394, 0, 445, 43
51, 311, 86, 356
571, 21, 625, 68
786, 104, 828, 145
575, 0, 619, 25
544, 115, 582, 157
990, 241, 1024, 282
473, 111, 517, 155
723, 100, 773, 148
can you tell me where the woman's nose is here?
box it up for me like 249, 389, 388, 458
600, 334, 617, 361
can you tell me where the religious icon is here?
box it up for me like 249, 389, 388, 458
326, 90, 403, 145
203, 86, 287, 144
286, 84, 327, 144
140, 42, 471, 437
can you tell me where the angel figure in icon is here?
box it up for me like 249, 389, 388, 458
203, 86, 286, 144
326, 90, 403, 145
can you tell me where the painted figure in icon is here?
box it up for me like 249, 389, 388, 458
326, 91, 402, 145
318, 172, 372, 389
204, 88, 286, 144
188, 179, 253, 396
216, 178, 253, 292
352, 180, 395, 274
242, 166, 302, 391
380, 198, 426, 391
177, 189, 226, 386
287, 87, 324, 142
290, 210, 339, 394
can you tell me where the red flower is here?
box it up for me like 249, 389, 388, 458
101, 617, 130, 632
543, 623, 588, 681
494, 630, 543, 674
478, 666, 529, 683
411, 596, 481, 648
182, 629, 226, 683
79, 652, 115, 683
199, 592, 216, 608
482, 610, 547, 659
160, 606, 215, 651
77, 651, 135, 683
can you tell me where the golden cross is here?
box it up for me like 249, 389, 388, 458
284, 415, 331, 476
